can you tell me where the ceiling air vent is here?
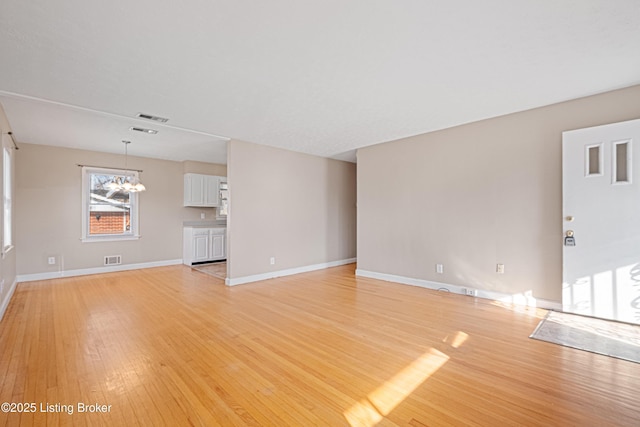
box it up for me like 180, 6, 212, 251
130, 126, 158, 134
136, 113, 169, 123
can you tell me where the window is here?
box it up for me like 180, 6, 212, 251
81, 167, 140, 241
584, 143, 603, 177
612, 140, 632, 184
2, 137, 13, 254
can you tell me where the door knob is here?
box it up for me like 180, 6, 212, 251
565, 230, 574, 237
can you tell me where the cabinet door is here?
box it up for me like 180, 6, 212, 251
210, 234, 225, 259
184, 174, 205, 206
193, 233, 210, 262
204, 175, 220, 207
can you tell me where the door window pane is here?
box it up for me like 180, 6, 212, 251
614, 141, 630, 183
588, 146, 600, 175
585, 144, 603, 177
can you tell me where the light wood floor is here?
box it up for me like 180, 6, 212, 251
1, 264, 639, 426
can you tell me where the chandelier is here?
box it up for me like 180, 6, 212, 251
107, 140, 146, 193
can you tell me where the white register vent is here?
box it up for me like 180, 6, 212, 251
104, 255, 122, 266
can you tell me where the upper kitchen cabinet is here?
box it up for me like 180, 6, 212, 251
184, 173, 222, 207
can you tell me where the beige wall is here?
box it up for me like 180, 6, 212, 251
227, 139, 356, 279
15, 143, 225, 276
357, 84, 640, 302
183, 160, 227, 176
0, 103, 17, 320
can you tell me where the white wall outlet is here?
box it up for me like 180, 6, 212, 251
48, 256, 56, 265
496, 264, 505, 274
200, 212, 206, 219
436, 263, 444, 274
462, 288, 477, 296
270, 257, 276, 265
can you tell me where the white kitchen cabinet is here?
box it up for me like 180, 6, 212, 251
183, 227, 226, 265
192, 229, 211, 262
184, 174, 221, 207
210, 230, 226, 259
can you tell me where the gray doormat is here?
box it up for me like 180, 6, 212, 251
530, 310, 640, 364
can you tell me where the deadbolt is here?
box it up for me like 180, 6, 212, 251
565, 216, 574, 222
565, 230, 574, 237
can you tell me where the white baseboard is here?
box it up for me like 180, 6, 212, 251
225, 258, 357, 286
0, 278, 18, 322
16, 259, 184, 283
355, 269, 562, 310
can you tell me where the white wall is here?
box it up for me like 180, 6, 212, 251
357, 84, 640, 302
227, 139, 356, 282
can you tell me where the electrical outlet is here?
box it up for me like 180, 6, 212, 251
496, 264, 505, 274
48, 256, 56, 265
200, 212, 206, 219
462, 288, 477, 296
270, 257, 276, 265
436, 263, 444, 274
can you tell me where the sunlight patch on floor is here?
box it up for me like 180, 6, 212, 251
443, 330, 468, 348
490, 291, 548, 319
344, 348, 450, 427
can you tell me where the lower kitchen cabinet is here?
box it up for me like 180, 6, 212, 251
183, 227, 226, 265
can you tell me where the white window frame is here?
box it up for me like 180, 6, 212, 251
81, 166, 141, 242
2, 134, 13, 256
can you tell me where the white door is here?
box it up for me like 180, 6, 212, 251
205, 175, 220, 206
193, 233, 210, 262
562, 118, 640, 325
211, 234, 225, 259
184, 174, 205, 206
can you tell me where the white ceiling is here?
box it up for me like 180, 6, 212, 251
1, 1, 639, 164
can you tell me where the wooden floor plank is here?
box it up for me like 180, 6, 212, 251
1, 264, 639, 426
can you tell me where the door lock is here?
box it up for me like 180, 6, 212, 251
564, 230, 575, 246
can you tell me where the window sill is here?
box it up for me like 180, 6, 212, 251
81, 235, 141, 243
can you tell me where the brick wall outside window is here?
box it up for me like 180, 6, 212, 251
90, 211, 130, 235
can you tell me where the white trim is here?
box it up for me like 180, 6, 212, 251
81, 166, 140, 241
611, 138, 632, 185
584, 142, 604, 177
16, 259, 183, 283
0, 278, 18, 322
355, 269, 562, 310
1, 244, 14, 258
81, 235, 141, 243
225, 258, 356, 286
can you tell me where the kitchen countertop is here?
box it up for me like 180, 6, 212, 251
183, 221, 227, 228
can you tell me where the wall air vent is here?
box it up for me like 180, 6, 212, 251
136, 113, 169, 123
130, 126, 158, 134
104, 255, 122, 266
